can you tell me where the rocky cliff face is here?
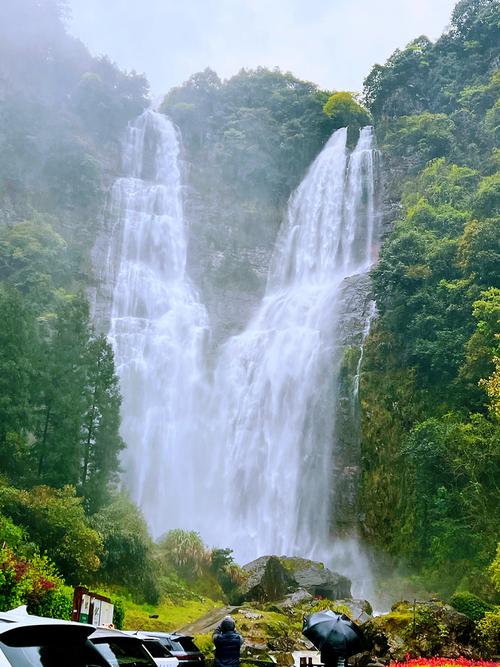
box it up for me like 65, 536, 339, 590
183, 163, 281, 349
330, 274, 376, 533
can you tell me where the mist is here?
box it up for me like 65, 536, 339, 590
67, 0, 457, 96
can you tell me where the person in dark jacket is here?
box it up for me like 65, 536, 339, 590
213, 615, 243, 667
320, 646, 346, 667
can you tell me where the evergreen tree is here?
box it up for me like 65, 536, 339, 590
0, 286, 37, 480
80, 335, 124, 513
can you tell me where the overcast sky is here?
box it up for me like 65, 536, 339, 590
67, 0, 457, 98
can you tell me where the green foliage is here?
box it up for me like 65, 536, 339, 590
449, 591, 493, 621
0, 286, 37, 479
0, 485, 103, 584
363, 2, 500, 119
72, 59, 149, 140
476, 608, 500, 656
0, 548, 24, 611
0, 217, 68, 305
398, 414, 500, 579
112, 597, 125, 630
474, 172, 500, 217
383, 113, 456, 172
323, 92, 371, 131
0, 546, 71, 618
458, 220, 500, 287
210, 548, 248, 601
0, 287, 124, 512
91, 493, 159, 604
489, 543, 500, 592
27, 582, 73, 620
0, 514, 24, 550
193, 633, 215, 659
461, 289, 500, 389
360, 0, 500, 599
162, 67, 335, 201
157, 530, 210, 581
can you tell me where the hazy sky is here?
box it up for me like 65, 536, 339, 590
68, 0, 457, 97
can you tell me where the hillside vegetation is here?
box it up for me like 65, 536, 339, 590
359, 0, 500, 599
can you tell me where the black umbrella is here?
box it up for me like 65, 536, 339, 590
302, 610, 365, 657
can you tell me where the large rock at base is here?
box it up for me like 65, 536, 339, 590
240, 556, 295, 601
282, 557, 352, 599
240, 555, 352, 602
362, 600, 478, 661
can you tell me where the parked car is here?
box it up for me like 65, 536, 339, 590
125, 630, 179, 667
89, 628, 157, 667
133, 633, 205, 667
0, 615, 109, 667
124, 632, 179, 667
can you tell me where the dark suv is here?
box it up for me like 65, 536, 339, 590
135, 634, 205, 667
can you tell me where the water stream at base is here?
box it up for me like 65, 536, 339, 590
104, 116, 381, 588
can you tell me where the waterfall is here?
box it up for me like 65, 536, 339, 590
103, 115, 381, 572
105, 110, 209, 539
205, 126, 381, 563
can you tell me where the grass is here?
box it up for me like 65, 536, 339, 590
122, 597, 222, 632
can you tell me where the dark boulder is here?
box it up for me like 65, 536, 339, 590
281, 556, 352, 599
240, 555, 352, 602
362, 600, 478, 661
240, 556, 294, 602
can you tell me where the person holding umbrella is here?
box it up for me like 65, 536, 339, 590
213, 615, 244, 667
302, 610, 365, 667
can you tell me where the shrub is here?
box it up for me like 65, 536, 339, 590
449, 591, 494, 621
29, 586, 72, 619
112, 597, 125, 630
210, 548, 248, 601
0, 547, 70, 618
193, 633, 214, 659
157, 530, 210, 580
477, 608, 500, 657
0, 549, 23, 610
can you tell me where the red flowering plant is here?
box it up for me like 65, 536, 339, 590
0, 547, 71, 619
389, 657, 499, 667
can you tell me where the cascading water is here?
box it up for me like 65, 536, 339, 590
105, 110, 209, 539
206, 126, 381, 566
102, 115, 381, 583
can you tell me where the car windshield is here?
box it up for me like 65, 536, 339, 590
92, 639, 155, 666
0, 640, 109, 667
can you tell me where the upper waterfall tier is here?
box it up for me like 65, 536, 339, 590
105, 110, 209, 539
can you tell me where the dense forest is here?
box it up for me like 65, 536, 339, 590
359, 0, 500, 598
0, 0, 498, 634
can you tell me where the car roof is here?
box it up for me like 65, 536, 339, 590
139, 632, 194, 640
0, 622, 95, 647
124, 632, 166, 641
0, 607, 95, 637
90, 628, 139, 640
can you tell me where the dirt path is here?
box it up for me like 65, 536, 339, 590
177, 605, 240, 635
